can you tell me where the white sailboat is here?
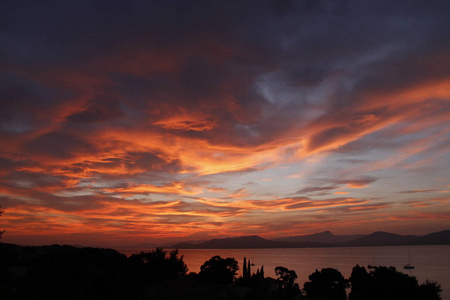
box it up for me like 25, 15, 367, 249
403, 253, 415, 269
368, 257, 376, 269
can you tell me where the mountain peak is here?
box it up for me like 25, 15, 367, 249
368, 231, 401, 237
231, 235, 263, 239
314, 231, 334, 237
273, 231, 339, 244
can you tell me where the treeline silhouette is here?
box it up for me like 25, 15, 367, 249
0, 243, 442, 299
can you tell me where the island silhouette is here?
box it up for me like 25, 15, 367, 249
168, 230, 450, 249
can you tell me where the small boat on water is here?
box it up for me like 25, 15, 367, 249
403, 254, 415, 269
368, 257, 376, 269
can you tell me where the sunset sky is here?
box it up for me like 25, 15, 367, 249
1, 0, 449, 247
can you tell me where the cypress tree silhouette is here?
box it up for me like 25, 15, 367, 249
243, 257, 248, 279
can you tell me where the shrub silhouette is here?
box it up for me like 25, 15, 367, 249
275, 266, 301, 299
198, 255, 238, 284
0, 243, 443, 300
128, 248, 188, 283
348, 264, 373, 300
349, 265, 442, 300
0, 244, 138, 300
417, 279, 442, 300
304, 268, 348, 300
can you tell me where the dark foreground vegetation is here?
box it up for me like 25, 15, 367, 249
0, 243, 442, 300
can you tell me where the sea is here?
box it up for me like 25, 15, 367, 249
119, 245, 450, 300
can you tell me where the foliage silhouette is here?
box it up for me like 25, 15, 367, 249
348, 264, 373, 300
349, 265, 442, 300
237, 257, 265, 288
275, 266, 301, 299
128, 248, 188, 283
0, 244, 138, 300
417, 279, 442, 300
303, 268, 348, 300
0, 243, 443, 300
243, 257, 248, 279
198, 255, 238, 284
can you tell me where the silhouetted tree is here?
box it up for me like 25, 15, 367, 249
275, 266, 301, 299
238, 257, 267, 291
371, 266, 418, 299
243, 257, 248, 279
349, 265, 373, 300
349, 265, 442, 300
129, 248, 188, 283
417, 280, 442, 300
303, 268, 348, 300
0, 244, 138, 299
198, 255, 238, 284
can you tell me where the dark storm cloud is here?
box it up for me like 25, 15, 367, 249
3, 0, 448, 151
0, 73, 65, 133
0, 185, 106, 212
71, 151, 182, 176
0, 0, 275, 145
0, 157, 18, 170
26, 131, 97, 159
275, 1, 450, 81
2, 171, 65, 189
40, 194, 107, 213
3, 0, 266, 64
66, 97, 125, 124
4, 0, 449, 148
0, 196, 28, 209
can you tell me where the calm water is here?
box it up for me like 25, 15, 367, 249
119, 245, 450, 300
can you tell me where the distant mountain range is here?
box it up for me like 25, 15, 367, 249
168, 230, 450, 249
273, 231, 364, 244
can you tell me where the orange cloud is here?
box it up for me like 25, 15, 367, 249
2, 2, 450, 247
101, 182, 201, 196
154, 114, 216, 132
196, 196, 369, 212
390, 212, 450, 221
